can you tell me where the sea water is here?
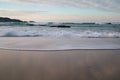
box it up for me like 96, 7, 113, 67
0, 22, 120, 38
0, 22, 120, 50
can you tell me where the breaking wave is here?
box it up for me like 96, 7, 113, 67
1, 29, 120, 38
0, 22, 120, 38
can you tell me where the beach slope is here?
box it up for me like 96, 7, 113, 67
0, 49, 120, 80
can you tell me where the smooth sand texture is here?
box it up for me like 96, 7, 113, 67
0, 49, 120, 80
0, 37, 120, 50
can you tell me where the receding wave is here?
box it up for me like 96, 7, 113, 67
0, 38, 120, 50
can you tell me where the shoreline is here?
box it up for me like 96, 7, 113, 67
0, 37, 120, 50
0, 47, 120, 52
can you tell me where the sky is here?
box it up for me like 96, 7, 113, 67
0, 0, 120, 22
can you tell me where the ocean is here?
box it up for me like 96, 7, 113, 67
0, 22, 120, 50
0, 22, 120, 38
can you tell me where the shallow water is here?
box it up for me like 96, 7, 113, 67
0, 38, 120, 50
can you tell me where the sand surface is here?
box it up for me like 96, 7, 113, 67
0, 49, 120, 80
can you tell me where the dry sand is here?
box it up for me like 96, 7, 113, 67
0, 49, 120, 80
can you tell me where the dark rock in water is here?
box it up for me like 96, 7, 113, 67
38, 24, 47, 26
81, 23, 96, 25
29, 21, 35, 22
105, 23, 112, 25
26, 23, 35, 26
50, 25, 71, 28
0, 17, 23, 22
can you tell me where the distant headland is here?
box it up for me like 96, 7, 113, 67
0, 17, 24, 22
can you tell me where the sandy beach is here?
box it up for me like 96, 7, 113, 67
0, 0, 120, 79
0, 37, 120, 80
0, 49, 120, 80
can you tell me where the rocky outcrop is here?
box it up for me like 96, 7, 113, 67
50, 25, 71, 28
0, 17, 23, 22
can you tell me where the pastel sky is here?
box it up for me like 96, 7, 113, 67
0, 0, 120, 22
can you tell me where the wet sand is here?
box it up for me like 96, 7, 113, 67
0, 37, 120, 50
0, 49, 120, 80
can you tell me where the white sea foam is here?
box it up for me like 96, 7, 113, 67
0, 27, 120, 38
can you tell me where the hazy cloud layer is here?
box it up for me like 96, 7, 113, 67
1, 0, 120, 12
0, 10, 47, 16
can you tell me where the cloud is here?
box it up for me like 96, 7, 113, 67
0, 9, 49, 21
0, 10, 47, 16
0, 0, 120, 12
